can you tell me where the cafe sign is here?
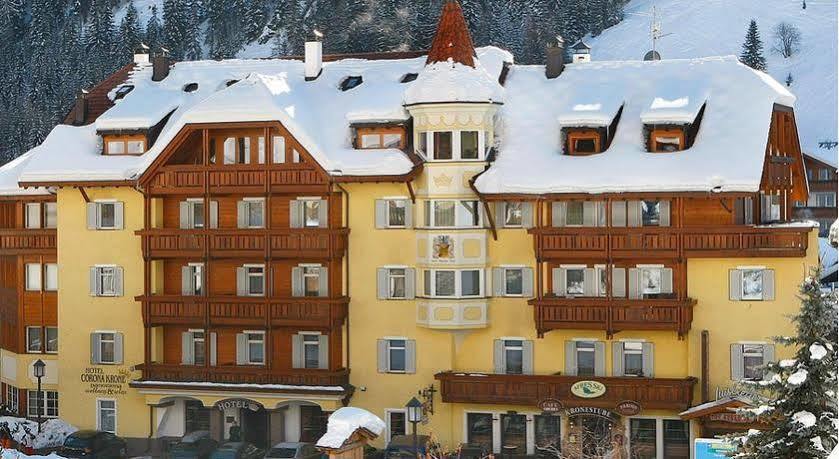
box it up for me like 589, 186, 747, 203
570, 380, 606, 399
615, 400, 642, 416
538, 398, 564, 413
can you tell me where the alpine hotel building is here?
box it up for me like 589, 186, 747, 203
0, 2, 820, 458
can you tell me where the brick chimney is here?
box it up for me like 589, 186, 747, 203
152, 48, 171, 82
73, 90, 89, 126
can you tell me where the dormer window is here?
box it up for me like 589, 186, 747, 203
400, 73, 418, 83
183, 82, 199, 93
354, 126, 405, 149
642, 100, 705, 153
114, 85, 134, 100
565, 129, 602, 155
340, 76, 363, 91
649, 128, 686, 152
418, 130, 487, 161
103, 135, 146, 155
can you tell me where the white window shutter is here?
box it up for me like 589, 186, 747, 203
181, 332, 194, 365
243, 137, 251, 164
596, 201, 607, 227
113, 202, 124, 229
236, 201, 248, 228
87, 203, 98, 229
291, 267, 304, 297
627, 201, 642, 227
377, 268, 389, 299
318, 335, 329, 369
114, 333, 124, 364
405, 340, 417, 374
729, 270, 743, 301
611, 201, 626, 227
583, 268, 596, 297
744, 197, 754, 224
522, 268, 534, 297
377, 339, 388, 373
28, 204, 41, 229
594, 341, 606, 376
612, 342, 624, 376
564, 341, 577, 376
292, 334, 304, 369
179, 202, 190, 229
763, 344, 775, 365
236, 333, 248, 365
273, 136, 285, 163
209, 201, 219, 229
403, 200, 413, 228
257, 137, 265, 164
522, 202, 534, 229
583, 201, 597, 226
762, 269, 775, 300
493, 339, 505, 374
318, 267, 329, 297
114, 266, 124, 296
289, 201, 303, 228
642, 342, 654, 377
209, 333, 217, 366
628, 268, 640, 299
552, 268, 566, 297
662, 268, 674, 294
552, 202, 566, 227
405, 268, 416, 299
236, 267, 247, 296
495, 202, 507, 228
91, 333, 101, 364
89, 267, 99, 296
731, 344, 744, 380
182, 266, 194, 295
612, 267, 626, 298
492, 268, 504, 296
375, 200, 387, 228
318, 200, 328, 228
522, 340, 534, 375
659, 201, 671, 227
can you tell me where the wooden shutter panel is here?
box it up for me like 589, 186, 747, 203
594, 341, 606, 376
210, 333, 217, 366
495, 202, 506, 228
493, 339, 505, 374
113, 333, 124, 364
87, 203, 98, 229
317, 335, 329, 369
642, 342, 654, 377
596, 202, 607, 226
377, 339, 388, 373
583, 201, 597, 226
318, 267, 329, 297
522, 202, 534, 229
89, 267, 98, 296
209, 201, 219, 229
564, 341, 577, 376
91, 333, 101, 364
662, 268, 674, 294
257, 137, 265, 164
731, 344, 744, 380
551, 202, 566, 227
492, 268, 505, 296
181, 332, 194, 365
763, 269, 775, 300
375, 200, 387, 228
113, 202, 124, 229
27, 204, 41, 229
552, 268, 566, 297
734, 198, 745, 225
291, 334, 304, 369
236, 267, 247, 296
236, 201, 248, 228
405, 340, 417, 374
377, 268, 389, 299
627, 201, 642, 227
762, 345, 775, 380
291, 267, 303, 297
659, 201, 671, 227
744, 197, 754, 224
628, 268, 640, 299
612, 342, 624, 376
182, 266, 194, 295
522, 340, 534, 375
179, 202, 190, 229
114, 267, 124, 296
613, 268, 626, 298
237, 333, 250, 365
317, 200, 328, 228
611, 201, 626, 227
289, 201, 302, 228
729, 270, 743, 301
522, 268, 534, 297
583, 268, 596, 297
405, 268, 416, 299
403, 200, 413, 228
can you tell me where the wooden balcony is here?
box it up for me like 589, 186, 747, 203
0, 229, 56, 255
146, 164, 329, 195
435, 371, 697, 411
532, 225, 809, 260
530, 296, 695, 337
133, 363, 350, 390
139, 295, 349, 329
137, 228, 349, 259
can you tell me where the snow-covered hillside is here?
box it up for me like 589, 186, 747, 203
588, 0, 838, 164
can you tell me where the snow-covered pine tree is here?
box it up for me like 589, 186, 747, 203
730, 271, 838, 458
145, 5, 163, 52
87, 0, 117, 82
739, 19, 767, 72
182, 0, 204, 60
117, 1, 143, 62
163, 0, 188, 59
242, 0, 267, 44
205, 0, 238, 59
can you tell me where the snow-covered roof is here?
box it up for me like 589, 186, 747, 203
557, 86, 624, 127
475, 56, 796, 195
679, 396, 754, 418
639, 91, 707, 125
0, 151, 51, 196
316, 407, 385, 450
403, 58, 505, 106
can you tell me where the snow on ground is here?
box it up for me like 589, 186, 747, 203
792, 410, 817, 428
1, 451, 65, 459
0, 417, 77, 449
819, 237, 838, 279
588, 0, 838, 164
316, 407, 385, 450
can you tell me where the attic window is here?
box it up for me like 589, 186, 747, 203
183, 82, 199, 93
225, 79, 239, 87
114, 85, 134, 100
339, 76, 363, 92
649, 127, 686, 153
565, 129, 602, 156
400, 73, 418, 83
355, 126, 405, 149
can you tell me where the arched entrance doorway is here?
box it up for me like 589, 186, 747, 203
565, 407, 626, 458
215, 399, 268, 447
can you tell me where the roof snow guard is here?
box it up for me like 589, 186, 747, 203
426, 0, 476, 68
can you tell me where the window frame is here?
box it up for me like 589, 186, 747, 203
565, 267, 586, 296
27, 390, 58, 418
424, 268, 484, 298
386, 338, 407, 373
503, 267, 524, 297
356, 127, 405, 150
96, 399, 117, 434
242, 198, 265, 229
44, 263, 58, 291
425, 199, 482, 228
648, 128, 685, 152
25, 263, 41, 291
244, 264, 265, 297
5, 385, 18, 413
191, 330, 206, 366
25, 203, 41, 229
301, 199, 322, 228
104, 137, 145, 155
44, 202, 58, 228
504, 202, 523, 227
98, 332, 117, 364
45, 326, 58, 354
95, 265, 119, 296
302, 265, 321, 297
385, 409, 408, 445
622, 341, 644, 377
387, 268, 407, 299
302, 333, 321, 369
245, 331, 266, 365
740, 268, 764, 301
566, 129, 602, 155
575, 341, 596, 376
95, 201, 118, 230
742, 344, 765, 380
502, 339, 524, 375
187, 263, 205, 296
385, 200, 407, 228
26, 326, 42, 353
419, 130, 486, 162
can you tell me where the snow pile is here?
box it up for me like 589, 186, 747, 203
809, 343, 827, 360
315, 407, 385, 450
639, 92, 707, 124
779, 359, 796, 368
0, 416, 77, 449
556, 86, 624, 127
787, 368, 808, 386
792, 410, 816, 428
1, 451, 65, 459
403, 58, 504, 106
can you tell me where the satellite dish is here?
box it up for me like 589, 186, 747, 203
644, 50, 662, 61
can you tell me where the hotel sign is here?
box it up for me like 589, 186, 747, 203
216, 399, 261, 412
570, 380, 606, 399
81, 367, 129, 396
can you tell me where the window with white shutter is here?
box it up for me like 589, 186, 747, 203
731, 343, 774, 381
237, 198, 265, 228
377, 267, 415, 299
375, 199, 412, 228
376, 338, 416, 374
729, 268, 775, 301
90, 332, 123, 364
236, 265, 265, 296
90, 266, 124, 297
25, 263, 41, 291
182, 264, 204, 296
25, 203, 41, 229
86, 201, 124, 230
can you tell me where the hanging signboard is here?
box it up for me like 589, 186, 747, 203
537, 398, 564, 413
615, 400, 642, 416
570, 380, 606, 398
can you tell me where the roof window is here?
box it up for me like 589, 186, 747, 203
183, 82, 199, 93
339, 76, 363, 92
225, 79, 240, 87
400, 73, 418, 83
114, 85, 134, 100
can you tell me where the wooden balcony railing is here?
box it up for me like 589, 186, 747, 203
529, 296, 695, 337
147, 164, 328, 194
435, 371, 697, 411
133, 363, 350, 389
137, 228, 349, 259
532, 225, 809, 260
138, 295, 349, 329
0, 229, 56, 254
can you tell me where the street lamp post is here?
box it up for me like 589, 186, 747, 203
405, 397, 423, 459
33, 359, 46, 434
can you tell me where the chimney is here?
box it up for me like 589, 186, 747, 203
73, 90, 89, 126
152, 48, 171, 82
133, 43, 150, 65
545, 35, 565, 79
304, 31, 324, 81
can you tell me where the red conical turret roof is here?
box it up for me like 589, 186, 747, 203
426, 0, 476, 68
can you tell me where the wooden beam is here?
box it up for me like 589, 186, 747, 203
78, 187, 90, 203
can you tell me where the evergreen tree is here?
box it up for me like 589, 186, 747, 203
205, 0, 238, 59
163, 0, 187, 59
242, 0, 267, 43
265, 0, 306, 56
731, 272, 838, 457
87, 0, 116, 81
117, 1, 143, 62
740, 19, 767, 71
145, 5, 163, 52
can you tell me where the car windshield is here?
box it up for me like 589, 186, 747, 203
64, 436, 93, 449
267, 448, 298, 458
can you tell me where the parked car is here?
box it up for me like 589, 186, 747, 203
60, 430, 127, 459
169, 430, 219, 459
263, 442, 323, 459
210, 442, 264, 459
384, 435, 429, 459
